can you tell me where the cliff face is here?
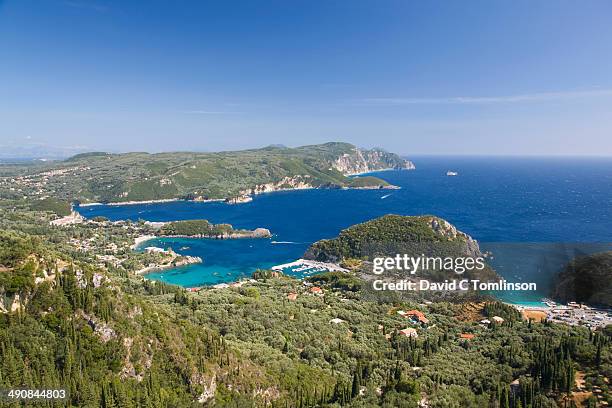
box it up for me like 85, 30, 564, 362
332, 147, 415, 175
240, 176, 315, 196
551, 251, 612, 307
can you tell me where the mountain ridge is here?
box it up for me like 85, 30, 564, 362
1, 142, 415, 204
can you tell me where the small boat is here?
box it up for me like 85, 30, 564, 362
180, 246, 190, 250
446, 171, 458, 176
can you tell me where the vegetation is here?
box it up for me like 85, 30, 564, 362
0, 176, 610, 407
29, 197, 72, 216
304, 214, 498, 282
160, 220, 233, 237
0, 143, 412, 203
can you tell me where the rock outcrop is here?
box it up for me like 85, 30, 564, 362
332, 147, 415, 175
232, 176, 315, 202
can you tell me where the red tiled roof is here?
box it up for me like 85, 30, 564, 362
399, 328, 418, 337
406, 309, 429, 323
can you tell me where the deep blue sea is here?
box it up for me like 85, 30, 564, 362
77, 157, 612, 305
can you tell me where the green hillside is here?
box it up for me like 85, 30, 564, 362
304, 214, 498, 282
0, 142, 414, 203
1, 204, 609, 407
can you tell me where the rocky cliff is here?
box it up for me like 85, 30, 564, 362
332, 147, 415, 175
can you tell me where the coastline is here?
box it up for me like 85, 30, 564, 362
345, 166, 416, 177
131, 228, 271, 251
131, 235, 157, 250
345, 167, 397, 177
135, 256, 203, 275
78, 198, 181, 207
109, 198, 180, 206
78, 202, 104, 207
75, 170, 407, 209
159, 230, 272, 239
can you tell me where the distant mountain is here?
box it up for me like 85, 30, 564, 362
4, 142, 415, 203
0, 142, 89, 160
551, 251, 612, 307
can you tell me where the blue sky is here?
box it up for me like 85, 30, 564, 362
1, 0, 611, 156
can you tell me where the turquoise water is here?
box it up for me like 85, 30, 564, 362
77, 156, 612, 303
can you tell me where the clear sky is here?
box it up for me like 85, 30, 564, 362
1, 0, 611, 156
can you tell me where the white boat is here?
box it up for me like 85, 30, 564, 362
446, 171, 458, 176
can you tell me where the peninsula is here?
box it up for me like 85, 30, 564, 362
0, 142, 415, 205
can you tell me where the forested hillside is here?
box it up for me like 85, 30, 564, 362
304, 214, 498, 283
0, 202, 610, 407
0, 143, 414, 204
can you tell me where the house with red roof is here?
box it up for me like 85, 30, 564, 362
405, 309, 429, 325
399, 328, 418, 338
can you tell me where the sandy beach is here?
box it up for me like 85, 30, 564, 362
131, 235, 156, 250
108, 198, 180, 206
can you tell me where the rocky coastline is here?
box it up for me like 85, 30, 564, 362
159, 227, 272, 239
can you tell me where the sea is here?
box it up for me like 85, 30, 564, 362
76, 156, 612, 305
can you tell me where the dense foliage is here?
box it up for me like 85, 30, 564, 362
0, 199, 609, 407
304, 214, 497, 282
159, 220, 235, 237
0, 143, 409, 203
29, 198, 72, 216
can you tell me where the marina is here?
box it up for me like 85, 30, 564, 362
272, 259, 349, 274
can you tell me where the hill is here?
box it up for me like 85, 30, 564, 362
0, 202, 610, 406
551, 251, 612, 307
304, 214, 497, 282
0, 142, 415, 204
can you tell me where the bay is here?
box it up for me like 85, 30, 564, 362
77, 156, 612, 304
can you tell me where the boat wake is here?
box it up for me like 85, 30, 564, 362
271, 241, 302, 244
381, 194, 392, 199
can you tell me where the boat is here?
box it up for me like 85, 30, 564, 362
446, 171, 458, 176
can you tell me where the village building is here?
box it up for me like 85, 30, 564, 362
405, 309, 429, 325
399, 328, 418, 338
